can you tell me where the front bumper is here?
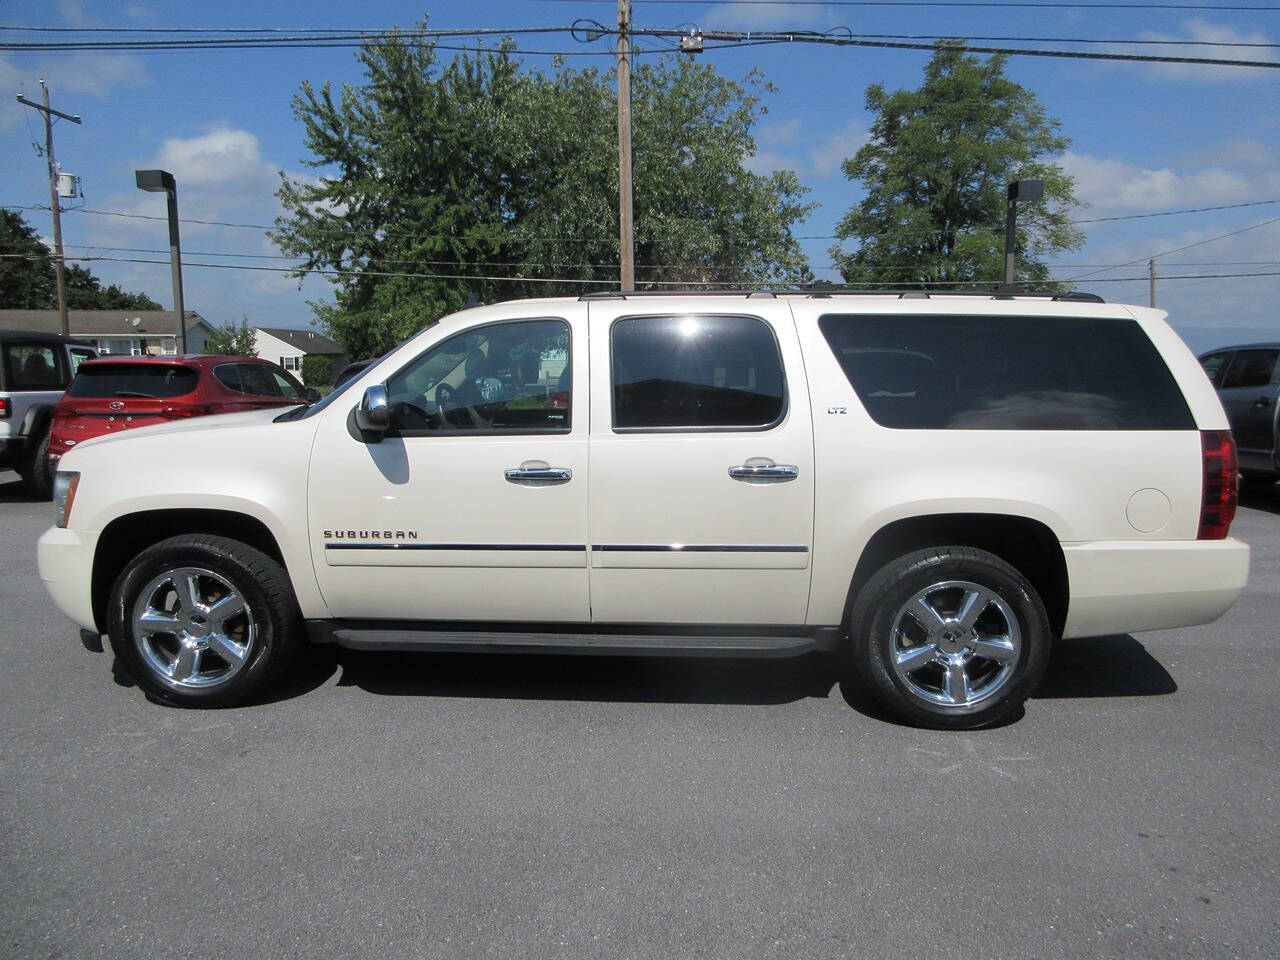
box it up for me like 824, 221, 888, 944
37, 526, 100, 633
1062, 538, 1250, 638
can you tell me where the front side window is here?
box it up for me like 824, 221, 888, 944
386, 318, 571, 433
69, 348, 95, 373
819, 314, 1195, 430
5, 344, 64, 390
610, 314, 786, 430
1221, 349, 1278, 390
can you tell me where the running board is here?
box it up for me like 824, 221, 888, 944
315, 624, 839, 658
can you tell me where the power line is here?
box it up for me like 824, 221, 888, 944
544, 1, 1280, 9
1072, 199, 1280, 224
1063, 215, 1280, 281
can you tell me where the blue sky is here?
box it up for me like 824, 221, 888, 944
2, 0, 1278, 353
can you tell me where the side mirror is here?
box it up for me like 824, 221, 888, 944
355, 383, 391, 436
304, 388, 322, 404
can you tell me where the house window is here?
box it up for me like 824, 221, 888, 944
280, 355, 300, 371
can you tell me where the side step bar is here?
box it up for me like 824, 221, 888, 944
311, 623, 840, 659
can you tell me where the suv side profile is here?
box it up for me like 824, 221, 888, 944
1199, 343, 1280, 487
0, 331, 96, 498
38, 291, 1250, 729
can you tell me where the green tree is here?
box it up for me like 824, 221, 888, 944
831, 44, 1083, 289
300, 354, 333, 388
1, 210, 163, 309
65, 265, 162, 310
274, 23, 813, 358
0, 210, 56, 308
205, 316, 258, 356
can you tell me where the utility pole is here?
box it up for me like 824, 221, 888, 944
16, 82, 82, 337
1149, 259, 1156, 308
617, 0, 635, 291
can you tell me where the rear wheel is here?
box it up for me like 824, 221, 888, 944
849, 546, 1052, 729
107, 535, 303, 707
20, 427, 53, 500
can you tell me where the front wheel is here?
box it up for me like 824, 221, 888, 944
848, 546, 1052, 729
107, 535, 303, 707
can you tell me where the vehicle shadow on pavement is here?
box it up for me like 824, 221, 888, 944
328, 648, 841, 706
1035, 634, 1177, 698
1240, 482, 1280, 516
0, 475, 34, 503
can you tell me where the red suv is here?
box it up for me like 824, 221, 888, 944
48, 355, 315, 469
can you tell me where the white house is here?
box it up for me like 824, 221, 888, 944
0, 310, 216, 355
251, 327, 346, 377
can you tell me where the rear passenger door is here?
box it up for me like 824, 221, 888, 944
586, 300, 815, 625
1219, 348, 1279, 459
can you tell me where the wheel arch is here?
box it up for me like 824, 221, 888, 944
91, 509, 286, 632
20, 401, 54, 438
843, 513, 1069, 640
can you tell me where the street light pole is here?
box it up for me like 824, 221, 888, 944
1003, 179, 1044, 285
135, 169, 187, 354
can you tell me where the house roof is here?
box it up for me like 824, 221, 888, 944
0, 309, 214, 338
254, 326, 344, 355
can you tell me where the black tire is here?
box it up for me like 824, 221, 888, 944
848, 546, 1052, 730
1239, 471, 1277, 491
106, 535, 303, 708
20, 427, 53, 500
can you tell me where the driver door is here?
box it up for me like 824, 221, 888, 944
306, 306, 589, 623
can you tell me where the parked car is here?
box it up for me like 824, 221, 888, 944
0, 331, 96, 498
1199, 342, 1280, 487
47, 355, 316, 476
39, 290, 1249, 729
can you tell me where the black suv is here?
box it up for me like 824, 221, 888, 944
0, 331, 97, 497
1200, 342, 1280, 486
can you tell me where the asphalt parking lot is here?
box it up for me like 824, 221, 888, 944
1, 469, 1277, 960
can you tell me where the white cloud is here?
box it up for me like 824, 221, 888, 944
1181, 138, 1274, 169
152, 126, 276, 188
1061, 150, 1280, 214
1134, 18, 1279, 82
807, 120, 865, 178
745, 118, 865, 180
0, 52, 148, 128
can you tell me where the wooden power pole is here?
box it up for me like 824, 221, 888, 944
617, 0, 635, 291
1149, 259, 1156, 308
16, 82, 81, 337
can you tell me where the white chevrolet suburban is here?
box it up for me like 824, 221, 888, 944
37, 290, 1250, 728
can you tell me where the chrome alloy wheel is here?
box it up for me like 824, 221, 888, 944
130, 566, 256, 690
889, 580, 1021, 707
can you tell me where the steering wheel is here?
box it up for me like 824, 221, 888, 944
435, 383, 461, 429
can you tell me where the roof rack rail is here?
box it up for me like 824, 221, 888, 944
579, 286, 1105, 303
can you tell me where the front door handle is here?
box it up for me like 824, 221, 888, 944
505, 461, 573, 484
728, 461, 799, 482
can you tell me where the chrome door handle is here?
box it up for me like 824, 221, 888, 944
728, 462, 799, 481
505, 465, 573, 484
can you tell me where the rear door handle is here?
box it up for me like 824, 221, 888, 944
1254, 395, 1272, 407
728, 461, 799, 482
505, 461, 573, 484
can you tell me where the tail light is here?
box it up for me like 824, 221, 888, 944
0, 397, 9, 418
1198, 430, 1238, 540
160, 404, 214, 419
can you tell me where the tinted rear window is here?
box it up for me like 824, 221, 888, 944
611, 314, 786, 430
67, 364, 199, 399
819, 314, 1195, 430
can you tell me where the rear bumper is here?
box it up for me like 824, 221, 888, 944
37, 526, 100, 633
1062, 538, 1250, 638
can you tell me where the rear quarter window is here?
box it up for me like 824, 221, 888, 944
818, 314, 1195, 430
67, 364, 199, 399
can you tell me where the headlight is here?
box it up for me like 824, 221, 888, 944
53, 471, 80, 529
